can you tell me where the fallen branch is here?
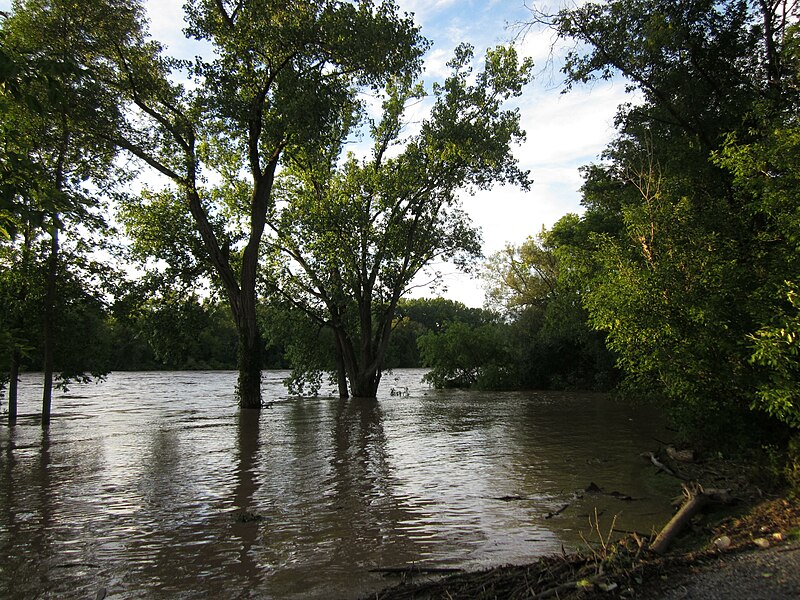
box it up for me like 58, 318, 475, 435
643, 451, 679, 477
649, 483, 733, 554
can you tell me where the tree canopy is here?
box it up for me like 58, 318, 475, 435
537, 0, 800, 438
270, 43, 533, 397
99, 0, 426, 408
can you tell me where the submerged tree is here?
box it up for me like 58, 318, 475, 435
480, 226, 617, 390
272, 44, 533, 398
103, 0, 425, 409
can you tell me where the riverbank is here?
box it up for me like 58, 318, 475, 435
364, 454, 800, 599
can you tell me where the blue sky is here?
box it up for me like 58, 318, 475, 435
386, 1, 628, 306
2, 0, 630, 307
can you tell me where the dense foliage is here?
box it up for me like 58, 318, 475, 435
537, 0, 800, 442
420, 232, 618, 391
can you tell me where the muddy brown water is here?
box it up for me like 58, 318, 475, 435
0, 369, 679, 599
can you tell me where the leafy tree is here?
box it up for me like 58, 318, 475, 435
129, 295, 238, 370
263, 303, 342, 396
715, 43, 800, 428
102, 0, 424, 409
1, 0, 131, 425
538, 0, 800, 438
478, 226, 616, 391
382, 297, 501, 368
482, 231, 557, 313
0, 224, 40, 421
1, 226, 119, 404
395, 297, 496, 332
272, 44, 533, 398
418, 320, 516, 389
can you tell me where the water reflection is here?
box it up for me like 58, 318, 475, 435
0, 370, 680, 599
325, 398, 417, 575
230, 410, 265, 592
329, 397, 391, 511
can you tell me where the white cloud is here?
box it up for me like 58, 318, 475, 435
422, 48, 453, 79
143, 0, 200, 60
517, 80, 627, 166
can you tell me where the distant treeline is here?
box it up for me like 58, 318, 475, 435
3, 294, 618, 393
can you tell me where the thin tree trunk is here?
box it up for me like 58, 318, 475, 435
9, 227, 33, 427
41, 220, 59, 429
42, 112, 68, 429
8, 350, 20, 425
334, 335, 349, 399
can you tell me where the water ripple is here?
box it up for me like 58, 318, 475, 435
0, 369, 677, 599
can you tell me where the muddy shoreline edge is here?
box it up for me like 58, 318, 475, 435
363, 456, 800, 600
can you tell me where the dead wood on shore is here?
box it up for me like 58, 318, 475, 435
649, 484, 734, 554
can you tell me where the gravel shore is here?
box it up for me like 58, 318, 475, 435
646, 540, 800, 600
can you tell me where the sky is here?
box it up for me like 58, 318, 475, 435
2, 0, 631, 307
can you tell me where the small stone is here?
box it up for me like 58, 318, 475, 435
713, 535, 732, 550
772, 532, 784, 542
753, 537, 771, 549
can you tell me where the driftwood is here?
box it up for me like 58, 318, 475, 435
493, 495, 526, 501
649, 484, 733, 554
544, 503, 570, 519
544, 482, 639, 521
643, 451, 679, 477
585, 482, 637, 501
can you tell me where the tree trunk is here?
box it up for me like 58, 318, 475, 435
235, 257, 263, 409
8, 350, 20, 425
334, 337, 349, 399
41, 220, 59, 429
336, 330, 380, 398
236, 326, 263, 409
232, 409, 261, 567
350, 368, 382, 398
337, 365, 350, 399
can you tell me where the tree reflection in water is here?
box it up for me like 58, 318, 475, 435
232, 409, 264, 582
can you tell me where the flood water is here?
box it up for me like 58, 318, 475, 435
0, 369, 679, 599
